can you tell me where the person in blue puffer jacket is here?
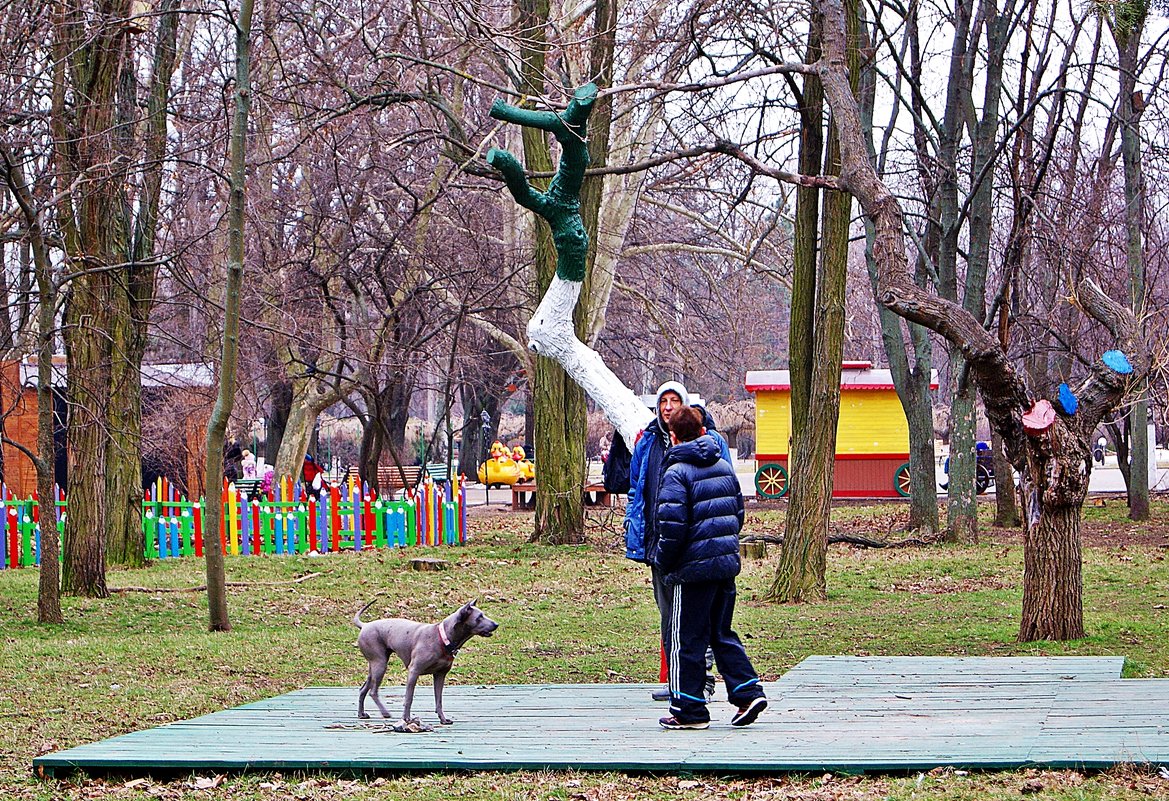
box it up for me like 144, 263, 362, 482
652, 406, 766, 730
625, 381, 731, 701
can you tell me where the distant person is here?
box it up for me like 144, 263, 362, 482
625, 381, 731, 702
223, 441, 243, 483
302, 454, 328, 494
241, 449, 257, 478
653, 405, 766, 730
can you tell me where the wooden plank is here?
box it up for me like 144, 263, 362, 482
33, 658, 1169, 777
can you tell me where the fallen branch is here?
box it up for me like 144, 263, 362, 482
0, 707, 65, 718
110, 572, 324, 594
743, 532, 941, 549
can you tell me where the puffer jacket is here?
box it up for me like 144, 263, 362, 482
651, 434, 744, 585
624, 408, 731, 563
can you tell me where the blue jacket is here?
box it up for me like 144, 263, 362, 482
651, 434, 744, 585
624, 408, 731, 563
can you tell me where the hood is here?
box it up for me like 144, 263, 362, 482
655, 381, 690, 428
665, 434, 723, 468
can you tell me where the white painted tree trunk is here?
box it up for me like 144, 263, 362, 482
528, 275, 653, 449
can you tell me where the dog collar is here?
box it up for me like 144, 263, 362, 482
438, 622, 459, 658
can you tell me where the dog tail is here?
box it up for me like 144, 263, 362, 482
352, 599, 377, 629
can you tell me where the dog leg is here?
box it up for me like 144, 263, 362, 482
401, 669, 420, 723
364, 658, 394, 719
433, 670, 452, 725
358, 676, 372, 719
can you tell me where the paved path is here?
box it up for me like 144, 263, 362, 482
461, 460, 1168, 506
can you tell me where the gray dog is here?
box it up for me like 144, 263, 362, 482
352, 598, 499, 725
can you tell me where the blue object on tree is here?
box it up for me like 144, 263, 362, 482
1102, 350, 1133, 375
1056, 383, 1078, 415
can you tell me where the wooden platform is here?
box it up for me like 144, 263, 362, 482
34, 656, 1169, 776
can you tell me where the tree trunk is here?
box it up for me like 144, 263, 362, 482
266, 380, 292, 461
1114, 13, 1149, 521
54, 0, 136, 599
1, 147, 64, 622
1019, 501, 1084, 641
533, 362, 587, 544
62, 304, 112, 598
945, 376, 978, 543
107, 0, 178, 567
904, 369, 939, 532
106, 341, 145, 567
992, 430, 1021, 527
203, 0, 256, 633
276, 398, 317, 488
770, 0, 855, 602
771, 9, 822, 601
857, 12, 938, 536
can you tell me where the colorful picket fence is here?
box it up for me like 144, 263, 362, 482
0, 473, 467, 570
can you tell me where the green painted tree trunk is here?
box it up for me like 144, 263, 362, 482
490, 0, 600, 545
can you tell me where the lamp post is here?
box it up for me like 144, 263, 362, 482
480, 410, 492, 505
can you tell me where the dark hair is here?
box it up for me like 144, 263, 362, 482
667, 406, 703, 442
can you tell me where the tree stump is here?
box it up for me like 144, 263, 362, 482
409, 558, 449, 571
740, 540, 768, 560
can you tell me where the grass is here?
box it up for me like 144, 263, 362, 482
1, 500, 1168, 800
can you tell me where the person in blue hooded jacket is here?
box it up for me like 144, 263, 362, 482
652, 406, 766, 730
625, 382, 731, 701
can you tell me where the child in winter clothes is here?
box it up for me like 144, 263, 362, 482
653, 406, 767, 730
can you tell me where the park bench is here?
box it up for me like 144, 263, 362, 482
377, 465, 423, 493
231, 478, 263, 499
341, 463, 454, 495
424, 462, 455, 485
511, 482, 613, 511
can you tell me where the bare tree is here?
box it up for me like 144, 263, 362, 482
814, 0, 1150, 640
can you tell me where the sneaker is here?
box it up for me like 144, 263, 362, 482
730, 696, 767, 727
651, 687, 671, 702
659, 716, 710, 730
704, 676, 717, 701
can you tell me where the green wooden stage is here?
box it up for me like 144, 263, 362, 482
34, 656, 1169, 776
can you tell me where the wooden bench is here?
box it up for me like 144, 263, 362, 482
510, 482, 613, 511
343, 463, 454, 494
377, 465, 423, 492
